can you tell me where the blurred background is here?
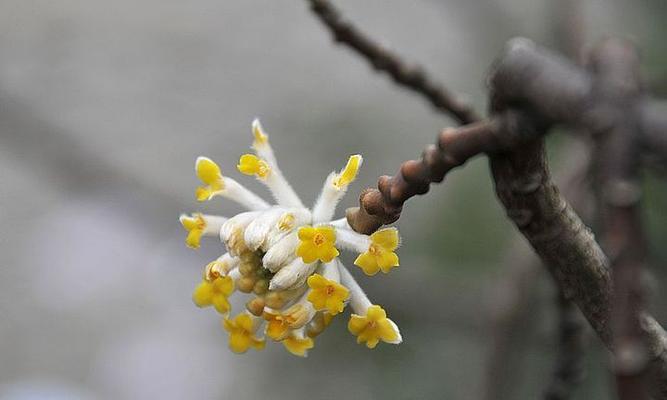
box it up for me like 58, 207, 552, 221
1, 0, 666, 399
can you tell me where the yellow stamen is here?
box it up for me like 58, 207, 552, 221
192, 275, 234, 314
348, 305, 399, 349
180, 213, 207, 249
195, 157, 225, 202
307, 274, 349, 315
354, 228, 400, 275
237, 154, 271, 179
222, 313, 265, 353
296, 225, 339, 264
332, 154, 362, 189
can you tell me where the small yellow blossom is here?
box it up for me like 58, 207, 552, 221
180, 213, 206, 249
307, 274, 349, 315
333, 154, 362, 189
282, 334, 314, 357
354, 228, 400, 275
264, 303, 311, 341
264, 311, 291, 341
296, 225, 339, 263
223, 313, 265, 353
195, 157, 225, 201
348, 305, 399, 349
237, 154, 271, 179
192, 275, 234, 314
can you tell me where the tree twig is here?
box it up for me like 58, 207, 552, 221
345, 119, 500, 233
306, 0, 480, 124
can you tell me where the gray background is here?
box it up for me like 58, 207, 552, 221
1, 1, 666, 399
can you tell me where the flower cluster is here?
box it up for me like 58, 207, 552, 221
181, 119, 402, 356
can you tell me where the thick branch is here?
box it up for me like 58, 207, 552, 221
488, 39, 667, 398
306, 0, 480, 124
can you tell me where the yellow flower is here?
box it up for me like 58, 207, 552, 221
306, 274, 349, 315
348, 305, 400, 349
263, 304, 311, 341
354, 228, 400, 275
282, 334, 314, 357
195, 157, 225, 201
296, 225, 339, 263
332, 154, 362, 189
237, 154, 271, 179
192, 275, 234, 314
179, 213, 206, 249
223, 313, 265, 353
263, 311, 291, 341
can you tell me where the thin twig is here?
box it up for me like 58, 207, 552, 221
306, 0, 480, 124
346, 119, 500, 233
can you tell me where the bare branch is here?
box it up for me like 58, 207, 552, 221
489, 39, 666, 399
306, 0, 480, 124
346, 119, 500, 233
484, 138, 593, 400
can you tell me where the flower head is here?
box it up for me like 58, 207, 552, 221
179, 213, 227, 249
192, 275, 234, 314
296, 226, 339, 264
348, 305, 402, 349
354, 228, 400, 275
195, 157, 225, 201
333, 154, 362, 189
181, 119, 403, 356
180, 213, 206, 249
238, 154, 271, 179
223, 312, 265, 353
307, 273, 349, 315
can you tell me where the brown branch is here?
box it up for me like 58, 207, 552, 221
345, 38, 667, 398
307, 2, 667, 393
306, 0, 480, 124
488, 39, 665, 399
486, 116, 665, 399
346, 119, 500, 233
587, 38, 650, 400
484, 136, 592, 400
